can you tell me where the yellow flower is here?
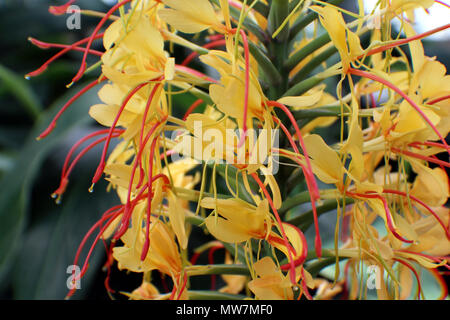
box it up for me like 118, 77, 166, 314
247, 257, 293, 300
113, 214, 183, 278
312, 5, 363, 73
101, 11, 172, 86
201, 197, 271, 243
158, 0, 226, 34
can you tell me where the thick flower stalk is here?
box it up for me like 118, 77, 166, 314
29, 0, 450, 300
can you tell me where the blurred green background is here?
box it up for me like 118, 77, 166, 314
0, 0, 448, 300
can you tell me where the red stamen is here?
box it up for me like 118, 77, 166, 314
237, 29, 250, 148
279, 224, 308, 271
140, 136, 159, 261
69, 0, 133, 86
29, 38, 103, 56
52, 131, 123, 201
181, 39, 226, 66
183, 99, 204, 120
61, 129, 119, 178
393, 258, 422, 300
383, 189, 450, 240
115, 119, 166, 240
428, 94, 450, 105
268, 101, 322, 257
391, 147, 450, 168
300, 268, 313, 300
176, 274, 188, 300
37, 77, 106, 139
49, 0, 76, 15
348, 68, 450, 155
66, 205, 122, 298
92, 82, 149, 189
251, 172, 297, 284
359, 24, 450, 60
348, 191, 413, 243
26, 34, 104, 79
208, 245, 224, 290
174, 65, 218, 83
397, 250, 450, 270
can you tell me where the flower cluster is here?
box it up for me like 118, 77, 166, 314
29, 0, 450, 300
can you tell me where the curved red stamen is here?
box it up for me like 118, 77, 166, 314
391, 147, 450, 168
269, 101, 322, 257
428, 94, 450, 105
61, 129, 120, 178
136, 82, 163, 189
383, 189, 450, 240
49, 0, 76, 15
115, 120, 165, 240
66, 205, 122, 298
183, 99, 204, 121
181, 39, 227, 66
29, 38, 103, 56
279, 224, 308, 271
233, 29, 251, 149
300, 268, 313, 300
26, 33, 104, 79
69, 0, 132, 86
91, 82, 149, 189
37, 77, 106, 139
348, 192, 413, 243
397, 250, 450, 270
393, 258, 422, 300
348, 68, 450, 155
250, 172, 297, 284
52, 131, 122, 201
174, 65, 218, 83
359, 24, 450, 60
140, 136, 159, 261
176, 274, 188, 300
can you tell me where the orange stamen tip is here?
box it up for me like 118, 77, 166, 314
66, 82, 74, 89
38, 123, 56, 140
88, 183, 95, 193
49, 1, 75, 16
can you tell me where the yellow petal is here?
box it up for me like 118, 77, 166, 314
159, 0, 222, 33
277, 90, 323, 109
168, 190, 188, 249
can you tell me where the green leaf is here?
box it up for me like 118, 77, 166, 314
0, 82, 101, 290
0, 64, 42, 120
12, 177, 117, 299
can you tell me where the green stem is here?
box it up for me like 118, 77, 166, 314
186, 264, 250, 276
286, 198, 355, 230
268, 0, 290, 42
248, 42, 282, 85
249, 0, 269, 17
306, 256, 343, 277
279, 190, 311, 214
283, 75, 324, 97
285, 32, 331, 71
289, 45, 337, 85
